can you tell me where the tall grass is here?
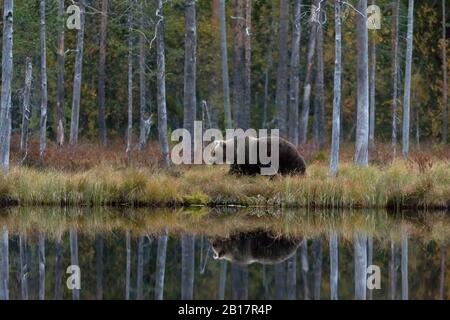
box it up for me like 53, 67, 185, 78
0, 159, 448, 209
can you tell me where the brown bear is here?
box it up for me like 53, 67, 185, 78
211, 230, 301, 265
211, 135, 306, 176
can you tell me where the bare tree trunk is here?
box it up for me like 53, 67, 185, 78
402, 0, 414, 158
329, 230, 338, 300
354, 233, 367, 300
286, 254, 297, 300
183, 0, 197, 159
0, 227, 8, 300
275, 262, 286, 299
401, 231, 408, 300
313, 20, 325, 150
155, 232, 168, 300
38, 232, 46, 300
243, 0, 252, 129
231, 263, 248, 300
299, 0, 321, 145
39, 0, 48, 158
0, 0, 14, 172
98, 0, 108, 146
56, 0, 65, 147
54, 235, 63, 300
288, 0, 301, 145
136, 236, 144, 300
391, 0, 400, 155
312, 238, 322, 300
275, 0, 289, 137
139, 1, 149, 150
301, 240, 309, 300
181, 235, 195, 300
70, 229, 79, 300
69, 0, 86, 145
367, 235, 373, 300
330, 0, 342, 176
355, 0, 369, 166
125, 231, 131, 300
19, 234, 28, 300
96, 235, 104, 300
20, 58, 32, 162
443, 0, 448, 144
126, 6, 134, 156
232, 0, 246, 129
219, 0, 232, 128
218, 260, 227, 300
156, 0, 170, 167
369, 14, 376, 149
389, 239, 397, 300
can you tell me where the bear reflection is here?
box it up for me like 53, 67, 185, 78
211, 230, 301, 265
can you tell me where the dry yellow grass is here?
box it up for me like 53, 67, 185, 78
0, 160, 448, 209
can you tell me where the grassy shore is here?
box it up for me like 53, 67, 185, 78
0, 207, 449, 243
0, 159, 448, 209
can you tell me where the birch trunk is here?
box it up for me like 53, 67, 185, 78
19, 234, 28, 300
286, 253, 297, 300
369, 18, 376, 149
275, 261, 286, 299
354, 233, 367, 300
219, 0, 232, 128
56, 0, 65, 146
330, 0, 342, 176
329, 230, 338, 300
389, 239, 397, 299
126, 7, 133, 156
98, 0, 108, 146
155, 232, 168, 300
0, 227, 8, 300
443, 0, 448, 144
181, 234, 195, 300
70, 229, 79, 300
275, 0, 289, 136
288, 0, 301, 145
38, 232, 46, 300
125, 231, 131, 300
312, 238, 322, 300
243, 0, 252, 130
314, 21, 325, 150
69, 0, 86, 145
218, 260, 227, 300
367, 235, 373, 300
301, 240, 309, 299
391, 0, 400, 154
0, 0, 14, 172
20, 58, 32, 162
232, 0, 246, 129
54, 236, 63, 300
402, 0, 414, 158
183, 0, 197, 159
136, 236, 144, 300
231, 263, 248, 300
355, 0, 369, 166
401, 232, 408, 300
156, 0, 170, 167
299, 0, 321, 145
39, 0, 48, 157
139, 2, 148, 150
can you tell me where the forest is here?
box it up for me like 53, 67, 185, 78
0, 0, 448, 208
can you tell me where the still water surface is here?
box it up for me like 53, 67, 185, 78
0, 208, 448, 300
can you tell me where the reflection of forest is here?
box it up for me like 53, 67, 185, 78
0, 208, 448, 300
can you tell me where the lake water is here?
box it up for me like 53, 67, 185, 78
0, 208, 448, 300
